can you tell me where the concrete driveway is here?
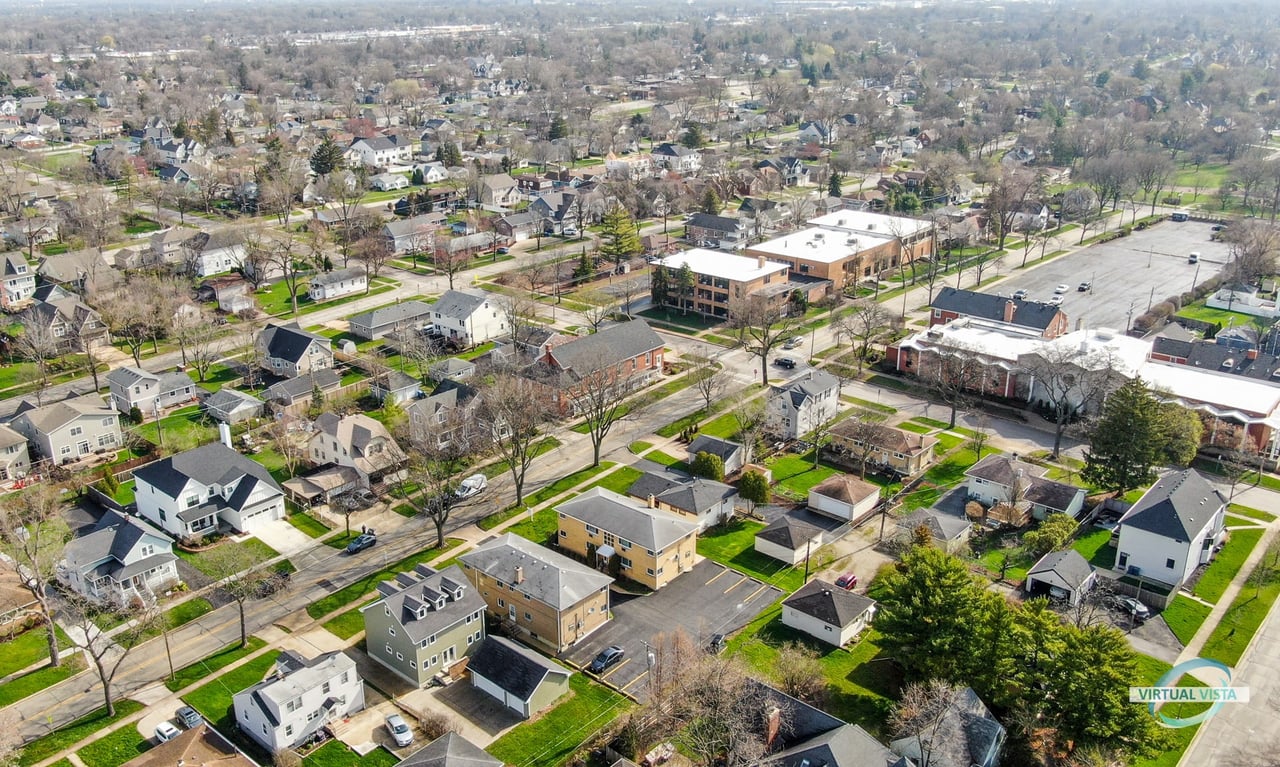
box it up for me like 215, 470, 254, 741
563, 558, 784, 701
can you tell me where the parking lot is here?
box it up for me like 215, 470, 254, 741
982, 220, 1231, 331
563, 559, 784, 701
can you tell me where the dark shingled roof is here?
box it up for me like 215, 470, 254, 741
467, 636, 570, 702
756, 514, 825, 550
763, 723, 907, 767
133, 442, 282, 500
783, 579, 876, 628
547, 321, 663, 376
365, 564, 485, 644
932, 286, 1062, 331
686, 435, 744, 464
1026, 549, 1095, 592
259, 322, 330, 364
626, 471, 737, 515
1121, 469, 1226, 541
397, 733, 504, 767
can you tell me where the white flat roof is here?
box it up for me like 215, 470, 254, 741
1041, 329, 1151, 376
657, 248, 789, 282
809, 210, 933, 238
749, 228, 876, 264
1139, 361, 1280, 419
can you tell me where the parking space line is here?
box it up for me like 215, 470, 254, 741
621, 670, 649, 692
600, 658, 632, 680
705, 567, 732, 586
742, 583, 771, 604
723, 575, 748, 594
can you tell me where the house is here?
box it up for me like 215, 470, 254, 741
651, 143, 702, 174
458, 533, 613, 652
930, 287, 1069, 339
348, 300, 434, 340
625, 471, 737, 530
807, 475, 880, 524
20, 295, 111, 351
604, 152, 652, 181
132, 442, 286, 539
495, 211, 540, 241
149, 228, 195, 266
347, 134, 414, 168
555, 487, 699, 590
827, 422, 938, 477
307, 267, 367, 301
202, 388, 263, 425
9, 395, 122, 464
121, 724, 255, 767
370, 172, 410, 192
467, 636, 572, 720
182, 229, 247, 277
58, 509, 179, 604
370, 370, 422, 405
528, 192, 581, 234
36, 248, 120, 294
797, 121, 837, 144
430, 289, 505, 347
754, 513, 830, 566
308, 412, 408, 486
0, 425, 31, 480
397, 733, 503, 767
203, 275, 256, 315
686, 435, 746, 476
781, 579, 877, 647
1, 253, 36, 310
756, 157, 810, 187
478, 173, 521, 207
1114, 469, 1227, 588
428, 357, 477, 382
383, 214, 446, 255
232, 650, 365, 753
965, 454, 1086, 521
361, 563, 487, 687
889, 686, 1005, 767
652, 250, 790, 319
261, 369, 342, 410
897, 508, 972, 553
538, 321, 665, 413
407, 380, 484, 451
684, 213, 749, 250
105, 367, 198, 418
1025, 549, 1097, 606
256, 323, 334, 378
769, 370, 841, 440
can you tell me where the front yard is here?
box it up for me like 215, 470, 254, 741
175, 537, 280, 576
1193, 527, 1264, 604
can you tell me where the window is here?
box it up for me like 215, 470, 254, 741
430, 655, 438, 666
97, 434, 113, 447
559, 530, 567, 538
341, 671, 349, 683
385, 607, 391, 616
585, 524, 598, 536
285, 725, 294, 737
386, 643, 394, 654
186, 495, 200, 507
620, 539, 632, 550
286, 697, 301, 712
932, 309, 942, 318
497, 598, 505, 608
322, 681, 330, 694
824, 625, 833, 632
60, 445, 71, 456
388, 627, 396, 636
428, 634, 436, 644
620, 557, 632, 569
410, 660, 417, 668
1118, 553, 1129, 568
102, 417, 113, 427
1166, 558, 1176, 569
396, 652, 403, 660
647, 568, 655, 576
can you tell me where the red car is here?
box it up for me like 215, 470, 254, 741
835, 573, 858, 590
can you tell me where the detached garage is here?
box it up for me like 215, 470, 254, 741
468, 636, 571, 720
808, 475, 880, 524
1025, 549, 1097, 607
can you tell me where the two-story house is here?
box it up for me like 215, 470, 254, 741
361, 564, 487, 687
233, 651, 365, 753
965, 454, 1087, 522
256, 323, 334, 379
182, 229, 247, 277
346, 134, 413, 169
0, 424, 30, 481
684, 213, 749, 250
1, 253, 36, 310
9, 395, 122, 464
382, 213, 447, 255
21, 293, 111, 351
105, 366, 198, 419
625, 471, 738, 531
556, 487, 698, 590
406, 380, 485, 452
827, 422, 938, 477
1114, 469, 1227, 589
478, 173, 521, 207
651, 143, 702, 174
537, 321, 665, 414
431, 289, 506, 347
308, 412, 408, 486
58, 509, 179, 604
459, 533, 613, 653
149, 228, 195, 267
308, 267, 367, 301
768, 370, 841, 440
132, 441, 286, 539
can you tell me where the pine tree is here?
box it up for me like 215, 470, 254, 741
548, 115, 569, 141
310, 136, 345, 176
700, 187, 722, 215
650, 263, 670, 307
599, 204, 641, 265
574, 248, 595, 278
1082, 378, 1163, 494
828, 170, 843, 198
681, 123, 705, 149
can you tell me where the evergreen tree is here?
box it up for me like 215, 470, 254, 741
598, 204, 641, 265
676, 261, 696, 315
1082, 378, 1199, 493
828, 170, 843, 198
700, 187, 722, 215
690, 451, 725, 481
738, 470, 769, 516
874, 546, 984, 681
681, 123, 705, 149
310, 135, 345, 176
574, 248, 594, 278
435, 142, 462, 167
650, 263, 670, 307
548, 115, 569, 141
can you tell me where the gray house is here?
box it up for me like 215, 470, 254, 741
686, 435, 746, 476
626, 471, 737, 531
361, 564, 487, 687
890, 686, 1005, 767
467, 636, 572, 719
398, 733, 503, 767
768, 370, 840, 440
9, 395, 122, 464
105, 366, 198, 418
58, 509, 179, 604
202, 388, 264, 424
348, 300, 434, 341
256, 323, 334, 379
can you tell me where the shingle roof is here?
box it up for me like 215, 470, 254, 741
310, 267, 366, 288
1121, 469, 1226, 541
262, 369, 342, 403
547, 321, 663, 375
829, 422, 936, 455
397, 733, 504, 767
686, 212, 745, 233
203, 388, 263, 417
763, 723, 904, 767
783, 579, 876, 628
756, 514, 825, 550
433, 289, 490, 321
686, 435, 743, 464
364, 564, 485, 644
776, 370, 840, 408
810, 475, 880, 505
348, 300, 433, 330
556, 488, 698, 551
459, 533, 612, 611
466, 636, 570, 703
132, 442, 282, 500
932, 286, 1062, 331
62, 509, 174, 579
889, 686, 1004, 767
1027, 549, 1094, 592
106, 366, 158, 388
258, 323, 330, 364
899, 508, 970, 541
12, 395, 115, 433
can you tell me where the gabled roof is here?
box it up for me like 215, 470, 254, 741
783, 578, 876, 628
12, 395, 115, 433
262, 369, 342, 403
899, 508, 969, 541
133, 442, 281, 499
556, 488, 698, 551
459, 533, 612, 611
685, 212, 746, 234
203, 387, 263, 415
363, 564, 485, 644
686, 435, 743, 463
105, 366, 159, 388
828, 421, 937, 455
466, 636, 570, 703
312, 412, 406, 474
310, 266, 366, 288
433, 289, 490, 321
932, 286, 1062, 331
236, 651, 356, 725
810, 475, 880, 505
121, 723, 255, 767
258, 323, 330, 364
762, 723, 905, 767
965, 454, 1047, 486
889, 686, 1004, 767
1026, 549, 1094, 592
62, 509, 174, 579
627, 472, 737, 515
1121, 469, 1226, 541
349, 300, 433, 329
775, 370, 840, 409
397, 733, 504, 767
547, 321, 663, 376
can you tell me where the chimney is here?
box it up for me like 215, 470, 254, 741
764, 706, 782, 749
647, 494, 656, 508
1003, 300, 1016, 324
757, 255, 766, 269
514, 565, 524, 585
218, 422, 233, 450
1248, 349, 1259, 360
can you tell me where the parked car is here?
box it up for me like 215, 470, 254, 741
353, 488, 379, 506
706, 633, 727, 655
385, 714, 414, 748
455, 474, 488, 499
1189, 252, 1200, 264
1054, 284, 1070, 294
1012, 289, 1029, 300
155, 721, 181, 743
1077, 281, 1091, 292
176, 706, 203, 729
1048, 295, 1065, 306
496, 247, 510, 255
346, 532, 377, 554
775, 357, 797, 370
782, 336, 804, 350
1110, 595, 1151, 621
835, 573, 858, 590
1171, 210, 1189, 222
588, 645, 625, 674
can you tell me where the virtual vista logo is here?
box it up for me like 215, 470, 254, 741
1129, 657, 1250, 728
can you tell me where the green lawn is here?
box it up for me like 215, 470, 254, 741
486, 674, 631, 767
629, 441, 653, 454
258, 277, 397, 318
0, 654, 85, 707
1172, 162, 1232, 191
696, 519, 804, 593
1194, 527, 1264, 604
1200, 548, 1280, 666
76, 725, 151, 767
192, 363, 241, 393
728, 606, 898, 734
933, 432, 963, 452
304, 740, 399, 767
1162, 595, 1213, 646
17, 700, 144, 767
1072, 527, 1117, 569
165, 637, 267, 692
1176, 302, 1256, 327
698, 411, 742, 440
176, 537, 280, 576
1229, 503, 1277, 523
143, 597, 214, 640
506, 507, 562, 546
134, 405, 218, 452
305, 538, 462, 620
895, 421, 932, 435
1130, 654, 1209, 767
478, 463, 614, 529
974, 542, 1036, 582
584, 466, 644, 495
767, 451, 839, 500
645, 450, 687, 471
841, 396, 896, 414
0, 623, 72, 677
322, 599, 378, 640
654, 384, 765, 438
286, 512, 332, 538
183, 650, 282, 723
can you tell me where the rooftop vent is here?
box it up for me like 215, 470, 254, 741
1222, 359, 1235, 368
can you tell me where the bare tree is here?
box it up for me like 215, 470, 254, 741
432, 243, 471, 290
1021, 346, 1121, 458
776, 641, 828, 705
264, 417, 308, 479
407, 443, 468, 550
62, 187, 121, 249
889, 679, 969, 767
497, 292, 540, 354
687, 353, 729, 412
834, 300, 891, 374
616, 275, 648, 319
202, 543, 279, 648
0, 485, 69, 667
578, 288, 615, 332
728, 294, 803, 386
732, 399, 769, 466
917, 348, 987, 428
13, 316, 61, 406
353, 236, 393, 286
61, 592, 160, 717
478, 375, 552, 507
835, 413, 894, 479
569, 348, 634, 467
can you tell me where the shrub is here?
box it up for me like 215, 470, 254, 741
129, 406, 143, 425
1150, 301, 1176, 319
419, 711, 457, 740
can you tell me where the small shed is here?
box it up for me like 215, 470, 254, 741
686, 435, 746, 476
468, 636, 571, 719
754, 513, 826, 565
429, 357, 477, 382
897, 508, 972, 554
202, 388, 263, 425
370, 370, 422, 405
808, 475, 880, 524
1025, 549, 1097, 606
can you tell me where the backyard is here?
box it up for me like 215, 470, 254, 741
696, 519, 804, 593
485, 674, 631, 767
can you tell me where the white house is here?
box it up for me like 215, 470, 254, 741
754, 513, 828, 565
768, 370, 840, 440
58, 509, 180, 604
431, 289, 506, 347
232, 650, 365, 753
369, 172, 410, 192
183, 229, 247, 277
965, 454, 1086, 521
1025, 549, 1097, 607
1, 253, 36, 310
781, 579, 876, 647
797, 121, 837, 144
1114, 469, 1227, 588
651, 143, 702, 174
0, 424, 31, 481
807, 475, 880, 524
256, 323, 334, 379
308, 267, 367, 301
105, 366, 198, 418
132, 441, 286, 539
346, 135, 413, 168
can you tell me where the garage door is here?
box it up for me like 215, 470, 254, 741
472, 672, 516, 713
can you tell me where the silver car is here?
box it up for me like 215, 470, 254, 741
385, 713, 414, 747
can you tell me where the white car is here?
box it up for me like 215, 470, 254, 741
155, 721, 181, 743
1048, 295, 1065, 306
385, 714, 414, 747
1053, 284, 1070, 294
455, 474, 488, 499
